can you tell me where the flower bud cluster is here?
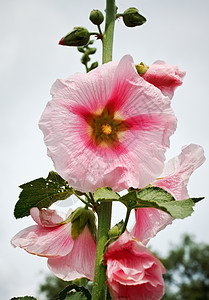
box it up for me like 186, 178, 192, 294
77, 40, 98, 72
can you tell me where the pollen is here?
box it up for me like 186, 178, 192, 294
102, 123, 112, 135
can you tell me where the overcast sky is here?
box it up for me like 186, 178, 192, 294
1, 0, 209, 299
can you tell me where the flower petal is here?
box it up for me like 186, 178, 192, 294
141, 60, 186, 99
131, 208, 172, 245
30, 207, 65, 227
11, 222, 74, 257
48, 226, 96, 280
104, 232, 165, 300
132, 144, 205, 244
155, 144, 206, 199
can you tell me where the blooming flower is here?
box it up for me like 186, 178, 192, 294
141, 60, 185, 99
39, 55, 177, 192
104, 231, 166, 300
132, 144, 205, 245
11, 207, 96, 281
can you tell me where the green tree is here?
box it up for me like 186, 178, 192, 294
160, 235, 209, 300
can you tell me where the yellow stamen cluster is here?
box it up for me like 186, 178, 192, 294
101, 124, 112, 135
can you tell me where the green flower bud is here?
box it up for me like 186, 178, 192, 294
59, 27, 90, 47
81, 53, 90, 65
135, 62, 149, 75
122, 7, 146, 27
89, 9, 104, 25
87, 47, 97, 55
70, 207, 96, 239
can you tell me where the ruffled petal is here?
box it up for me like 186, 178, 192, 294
156, 144, 206, 199
131, 208, 172, 245
30, 207, 65, 227
132, 144, 205, 244
105, 232, 165, 300
11, 222, 74, 257
48, 226, 96, 280
141, 60, 186, 99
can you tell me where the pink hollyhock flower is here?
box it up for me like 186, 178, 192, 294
104, 231, 166, 300
132, 144, 205, 245
11, 207, 96, 281
39, 55, 177, 192
141, 60, 185, 99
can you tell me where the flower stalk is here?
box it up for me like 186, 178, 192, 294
92, 0, 116, 299
102, 0, 116, 64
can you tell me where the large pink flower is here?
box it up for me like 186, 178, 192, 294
132, 144, 205, 245
11, 207, 96, 281
141, 60, 185, 99
104, 231, 166, 300
39, 55, 177, 192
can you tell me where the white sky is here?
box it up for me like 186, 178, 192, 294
1, 0, 209, 298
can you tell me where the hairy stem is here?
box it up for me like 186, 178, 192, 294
92, 1, 116, 299
92, 202, 112, 300
102, 0, 116, 63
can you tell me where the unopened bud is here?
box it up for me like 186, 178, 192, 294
122, 7, 146, 27
89, 9, 104, 25
136, 62, 149, 75
59, 27, 90, 47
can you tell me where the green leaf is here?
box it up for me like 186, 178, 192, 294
119, 187, 204, 219
10, 297, 37, 300
57, 284, 91, 300
14, 171, 73, 219
65, 292, 88, 300
94, 187, 120, 202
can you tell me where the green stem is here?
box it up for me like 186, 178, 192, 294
102, 0, 116, 63
121, 208, 131, 235
73, 191, 92, 207
92, 1, 116, 299
92, 202, 112, 300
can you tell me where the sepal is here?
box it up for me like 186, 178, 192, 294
69, 207, 96, 240
135, 62, 149, 75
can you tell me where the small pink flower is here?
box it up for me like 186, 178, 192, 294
11, 207, 96, 281
39, 55, 177, 192
104, 231, 166, 300
141, 61, 185, 99
132, 144, 205, 245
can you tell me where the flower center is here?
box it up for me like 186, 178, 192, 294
86, 106, 128, 147
101, 124, 112, 135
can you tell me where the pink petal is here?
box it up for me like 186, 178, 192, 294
30, 207, 65, 227
132, 144, 205, 244
48, 226, 96, 280
11, 222, 74, 257
155, 144, 205, 199
39, 55, 177, 192
141, 60, 186, 99
131, 208, 172, 245
104, 232, 165, 300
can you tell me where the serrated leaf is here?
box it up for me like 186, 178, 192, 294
119, 187, 204, 219
57, 283, 91, 300
14, 171, 73, 218
65, 292, 88, 300
94, 187, 120, 202
10, 297, 37, 300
